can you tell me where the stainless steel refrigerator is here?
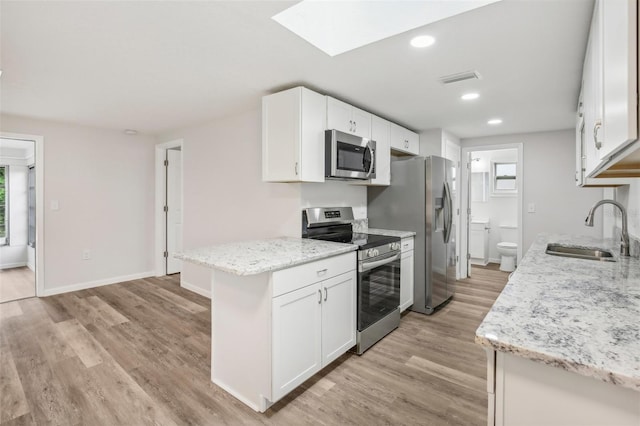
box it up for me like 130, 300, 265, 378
368, 156, 456, 315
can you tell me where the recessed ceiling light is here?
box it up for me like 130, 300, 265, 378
461, 93, 480, 101
410, 35, 436, 48
487, 119, 503, 125
123, 129, 138, 135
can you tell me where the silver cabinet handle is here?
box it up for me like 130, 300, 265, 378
295, 162, 299, 175
594, 121, 602, 150
323, 287, 328, 301
353, 121, 356, 133
318, 289, 322, 304
317, 268, 327, 277
349, 120, 353, 132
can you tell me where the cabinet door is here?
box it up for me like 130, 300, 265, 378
400, 249, 414, 312
600, 0, 638, 160
321, 271, 356, 366
405, 130, 420, 155
262, 88, 302, 182
299, 88, 328, 182
272, 283, 322, 401
369, 115, 391, 186
390, 123, 419, 155
351, 106, 372, 139
326, 97, 354, 135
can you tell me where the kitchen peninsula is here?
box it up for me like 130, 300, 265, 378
177, 237, 358, 412
476, 234, 640, 425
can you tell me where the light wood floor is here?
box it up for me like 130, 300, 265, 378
0, 267, 36, 304
0, 269, 508, 425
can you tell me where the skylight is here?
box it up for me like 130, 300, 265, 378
272, 0, 502, 57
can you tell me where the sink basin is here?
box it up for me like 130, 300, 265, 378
545, 243, 616, 262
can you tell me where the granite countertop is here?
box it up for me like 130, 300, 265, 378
475, 233, 640, 391
365, 228, 416, 238
176, 237, 357, 276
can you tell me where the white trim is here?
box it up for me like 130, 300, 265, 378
0, 262, 28, 270
155, 139, 183, 277
181, 279, 211, 299
461, 143, 523, 279
40, 271, 154, 297
0, 132, 44, 297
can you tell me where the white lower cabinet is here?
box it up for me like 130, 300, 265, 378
272, 270, 356, 401
486, 350, 640, 426
399, 237, 414, 312
209, 251, 357, 413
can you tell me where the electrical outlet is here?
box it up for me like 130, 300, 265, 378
528, 203, 536, 213
82, 249, 91, 260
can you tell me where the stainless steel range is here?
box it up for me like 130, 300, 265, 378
302, 207, 401, 354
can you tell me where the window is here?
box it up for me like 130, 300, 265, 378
28, 165, 35, 248
0, 165, 8, 245
493, 162, 517, 194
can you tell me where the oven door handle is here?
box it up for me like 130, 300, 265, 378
359, 252, 401, 273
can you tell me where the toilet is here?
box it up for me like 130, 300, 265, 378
497, 225, 518, 272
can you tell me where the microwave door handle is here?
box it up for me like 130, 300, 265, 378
365, 142, 375, 178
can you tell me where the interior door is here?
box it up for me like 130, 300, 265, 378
166, 149, 182, 274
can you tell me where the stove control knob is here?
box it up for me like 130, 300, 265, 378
373, 249, 379, 257
367, 249, 375, 258
390, 242, 399, 251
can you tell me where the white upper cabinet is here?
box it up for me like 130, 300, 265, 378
600, 0, 637, 160
578, 0, 638, 181
352, 115, 391, 186
390, 122, 420, 156
262, 87, 326, 182
326, 96, 372, 139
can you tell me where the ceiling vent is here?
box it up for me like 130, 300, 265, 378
439, 70, 482, 85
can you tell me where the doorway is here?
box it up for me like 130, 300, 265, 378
460, 143, 523, 278
0, 133, 44, 302
155, 140, 183, 276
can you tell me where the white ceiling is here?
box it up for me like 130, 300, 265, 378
0, 0, 594, 139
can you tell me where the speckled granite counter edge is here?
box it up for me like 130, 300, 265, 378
365, 228, 417, 238
176, 239, 358, 276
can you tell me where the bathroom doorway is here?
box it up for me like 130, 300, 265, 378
460, 143, 523, 278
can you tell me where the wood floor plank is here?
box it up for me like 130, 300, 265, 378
0, 302, 23, 320
0, 350, 30, 423
55, 319, 107, 368
0, 269, 509, 425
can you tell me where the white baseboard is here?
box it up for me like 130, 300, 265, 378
0, 262, 28, 270
181, 279, 211, 299
489, 257, 502, 264
41, 271, 155, 297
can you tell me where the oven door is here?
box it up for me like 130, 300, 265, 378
357, 251, 401, 331
325, 129, 376, 180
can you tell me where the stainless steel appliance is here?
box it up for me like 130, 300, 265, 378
325, 130, 376, 180
368, 156, 456, 314
302, 207, 400, 354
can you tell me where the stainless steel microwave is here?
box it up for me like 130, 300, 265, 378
325, 129, 376, 180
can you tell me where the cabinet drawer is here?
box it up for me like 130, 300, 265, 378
401, 237, 414, 252
272, 252, 356, 298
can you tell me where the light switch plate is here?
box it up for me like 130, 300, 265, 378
528, 203, 536, 213
51, 200, 60, 210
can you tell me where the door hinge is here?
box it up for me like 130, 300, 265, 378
163, 251, 168, 258
164, 159, 168, 167
456, 255, 459, 264
164, 205, 168, 213
457, 208, 459, 215
467, 208, 471, 215
467, 253, 471, 260
466, 162, 471, 169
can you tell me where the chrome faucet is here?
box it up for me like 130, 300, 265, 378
585, 199, 630, 256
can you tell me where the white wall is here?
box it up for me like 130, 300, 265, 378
0, 114, 157, 294
301, 182, 367, 219
615, 180, 640, 254
161, 108, 301, 295
462, 129, 604, 253
0, 159, 29, 268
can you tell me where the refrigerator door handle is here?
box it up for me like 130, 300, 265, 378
443, 181, 453, 244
